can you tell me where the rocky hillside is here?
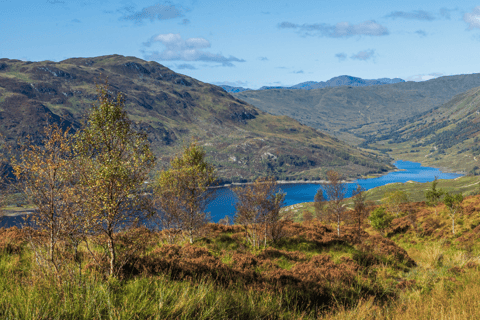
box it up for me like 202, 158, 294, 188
0, 55, 392, 182
232, 74, 480, 143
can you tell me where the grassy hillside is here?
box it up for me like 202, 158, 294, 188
363, 86, 480, 174
232, 74, 480, 141
0, 219, 416, 318
279, 185, 480, 319
0, 55, 392, 182
282, 175, 480, 221
3, 193, 480, 318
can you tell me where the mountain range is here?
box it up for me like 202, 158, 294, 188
219, 75, 405, 93
0, 55, 392, 182
232, 73, 480, 144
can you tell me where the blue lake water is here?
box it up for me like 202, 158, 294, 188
206, 160, 463, 222
1, 160, 463, 228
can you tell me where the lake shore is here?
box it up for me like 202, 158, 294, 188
213, 166, 409, 188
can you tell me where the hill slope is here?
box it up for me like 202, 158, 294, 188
232, 74, 480, 142
0, 55, 392, 182
364, 86, 480, 173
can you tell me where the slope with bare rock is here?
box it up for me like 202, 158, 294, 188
0, 54, 392, 182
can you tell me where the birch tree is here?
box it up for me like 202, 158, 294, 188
443, 192, 463, 234
12, 124, 81, 279
351, 185, 372, 243
314, 170, 348, 236
74, 84, 155, 276
425, 177, 444, 215
154, 141, 216, 244
382, 190, 409, 217
233, 176, 285, 249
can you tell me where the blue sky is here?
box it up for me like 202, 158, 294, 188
2, 0, 480, 89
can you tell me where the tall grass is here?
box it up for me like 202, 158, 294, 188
0, 252, 317, 319
320, 238, 480, 320
322, 267, 480, 320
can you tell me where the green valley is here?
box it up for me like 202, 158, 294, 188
362, 86, 480, 174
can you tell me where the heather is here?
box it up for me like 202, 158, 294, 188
3, 190, 480, 319
0, 218, 413, 319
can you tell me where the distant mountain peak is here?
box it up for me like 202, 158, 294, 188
219, 76, 405, 93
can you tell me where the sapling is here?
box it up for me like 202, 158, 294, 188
314, 170, 348, 236
369, 207, 393, 236
425, 177, 444, 215
443, 192, 463, 234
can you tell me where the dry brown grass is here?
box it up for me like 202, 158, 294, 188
322, 267, 480, 319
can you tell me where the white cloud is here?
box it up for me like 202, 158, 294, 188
142, 33, 245, 67
464, 7, 480, 30
278, 20, 388, 38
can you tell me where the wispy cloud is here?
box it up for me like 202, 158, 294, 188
464, 7, 480, 30
258, 56, 269, 61
278, 20, 388, 37
212, 80, 249, 87
350, 49, 375, 61
439, 7, 458, 19
291, 70, 304, 74
385, 10, 435, 21
176, 63, 196, 70
415, 30, 427, 37
142, 33, 245, 67
335, 53, 347, 61
406, 73, 444, 81
121, 3, 183, 23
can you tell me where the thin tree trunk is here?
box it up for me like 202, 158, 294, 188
264, 223, 268, 249
108, 235, 115, 276
452, 212, 455, 234
50, 227, 60, 276
337, 214, 340, 236
50, 228, 55, 267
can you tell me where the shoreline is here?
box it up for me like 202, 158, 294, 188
3, 160, 465, 217
213, 166, 409, 189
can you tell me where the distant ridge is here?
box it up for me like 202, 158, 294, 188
218, 75, 405, 93
232, 73, 480, 139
